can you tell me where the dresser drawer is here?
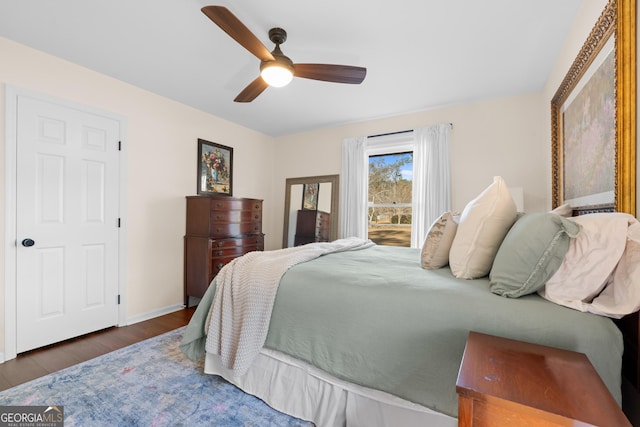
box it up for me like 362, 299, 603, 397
316, 211, 329, 221
211, 251, 258, 274
211, 245, 260, 257
210, 198, 262, 213
210, 222, 262, 238
211, 244, 262, 258
210, 210, 262, 223
210, 235, 264, 249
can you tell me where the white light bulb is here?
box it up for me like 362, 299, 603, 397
261, 64, 293, 87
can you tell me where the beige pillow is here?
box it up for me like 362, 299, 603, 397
421, 211, 459, 269
538, 212, 634, 311
449, 176, 517, 279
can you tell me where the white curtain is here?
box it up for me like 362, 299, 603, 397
340, 136, 368, 238
411, 124, 452, 247
341, 125, 451, 247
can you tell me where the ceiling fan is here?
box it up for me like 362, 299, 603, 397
201, 6, 367, 102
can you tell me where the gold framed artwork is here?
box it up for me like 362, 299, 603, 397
551, 0, 636, 215
197, 139, 233, 196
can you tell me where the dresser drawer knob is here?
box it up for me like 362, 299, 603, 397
217, 263, 224, 270
217, 250, 223, 256
217, 241, 223, 247
216, 202, 223, 208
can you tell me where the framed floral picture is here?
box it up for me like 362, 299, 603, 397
197, 139, 233, 196
301, 183, 319, 210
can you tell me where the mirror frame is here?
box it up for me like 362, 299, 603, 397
282, 174, 340, 248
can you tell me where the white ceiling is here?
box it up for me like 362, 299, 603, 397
0, 0, 582, 136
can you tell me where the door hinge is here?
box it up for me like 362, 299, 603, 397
118, 140, 122, 151
117, 294, 121, 305
117, 218, 121, 228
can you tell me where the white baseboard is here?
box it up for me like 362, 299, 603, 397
124, 303, 185, 326
0, 352, 5, 364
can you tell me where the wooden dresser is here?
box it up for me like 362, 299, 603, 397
183, 195, 263, 305
294, 210, 330, 246
456, 331, 630, 427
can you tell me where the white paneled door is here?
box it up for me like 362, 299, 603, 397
16, 95, 120, 353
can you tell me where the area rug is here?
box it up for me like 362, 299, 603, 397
0, 327, 312, 426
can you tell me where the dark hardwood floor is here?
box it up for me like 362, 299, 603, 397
0, 307, 196, 392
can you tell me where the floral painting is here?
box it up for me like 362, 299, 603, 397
562, 48, 615, 206
197, 139, 233, 196
302, 183, 319, 210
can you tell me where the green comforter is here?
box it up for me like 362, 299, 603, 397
181, 245, 623, 418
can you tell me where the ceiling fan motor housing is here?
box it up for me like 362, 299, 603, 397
268, 27, 287, 45
261, 29, 294, 76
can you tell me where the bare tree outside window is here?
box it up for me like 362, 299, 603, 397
368, 152, 413, 246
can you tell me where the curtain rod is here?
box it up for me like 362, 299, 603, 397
367, 123, 453, 139
367, 129, 413, 139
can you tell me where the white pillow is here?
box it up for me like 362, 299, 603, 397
538, 212, 635, 311
587, 220, 640, 318
421, 211, 459, 270
449, 176, 518, 279
551, 203, 573, 217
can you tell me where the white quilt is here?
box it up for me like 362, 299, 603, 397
205, 237, 375, 376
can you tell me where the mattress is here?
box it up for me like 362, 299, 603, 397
181, 245, 624, 422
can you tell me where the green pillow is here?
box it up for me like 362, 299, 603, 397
489, 212, 581, 298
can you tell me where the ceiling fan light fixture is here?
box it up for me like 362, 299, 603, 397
260, 62, 294, 87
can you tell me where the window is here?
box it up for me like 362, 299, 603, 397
341, 124, 451, 248
368, 152, 413, 246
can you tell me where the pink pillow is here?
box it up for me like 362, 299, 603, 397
587, 220, 640, 318
538, 213, 635, 311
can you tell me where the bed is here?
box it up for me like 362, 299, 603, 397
180, 179, 639, 427
181, 246, 633, 426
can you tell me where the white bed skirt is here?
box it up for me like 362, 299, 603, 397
204, 348, 456, 427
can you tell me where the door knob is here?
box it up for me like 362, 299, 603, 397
21, 238, 35, 247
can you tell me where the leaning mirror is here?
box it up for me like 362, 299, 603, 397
282, 175, 340, 248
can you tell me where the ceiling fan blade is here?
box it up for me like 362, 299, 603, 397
201, 6, 275, 62
294, 64, 367, 84
234, 77, 269, 102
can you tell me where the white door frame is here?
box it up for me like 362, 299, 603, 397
3, 84, 128, 361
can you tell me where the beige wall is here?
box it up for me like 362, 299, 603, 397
272, 93, 548, 243
0, 37, 277, 337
